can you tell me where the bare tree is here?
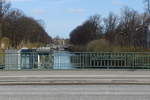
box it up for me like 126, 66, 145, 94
104, 13, 118, 33
70, 15, 103, 45
144, 0, 150, 14
116, 7, 140, 46
0, 0, 11, 17
103, 13, 118, 43
0, 0, 11, 38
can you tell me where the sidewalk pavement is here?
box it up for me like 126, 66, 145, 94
0, 70, 150, 85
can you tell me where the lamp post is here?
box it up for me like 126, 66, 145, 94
146, 24, 150, 48
0, 0, 2, 38
147, 25, 150, 48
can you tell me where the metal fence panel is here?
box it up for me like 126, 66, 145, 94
0, 51, 149, 70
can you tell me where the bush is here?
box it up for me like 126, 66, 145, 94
87, 39, 111, 52
0, 37, 11, 49
69, 45, 86, 52
25, 43, 44, 49
70, 38, 150, 52
86, 39, 150, 52
111, 46, 150, 52
18, 41, 44, 49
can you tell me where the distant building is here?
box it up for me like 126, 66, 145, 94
53, 38, 66, 46
47, 38, 68, 51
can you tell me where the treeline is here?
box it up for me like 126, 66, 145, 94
69, 6, 150, 52
0, 0, 51, 49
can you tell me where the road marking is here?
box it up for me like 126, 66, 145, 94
0, 75, 150, 78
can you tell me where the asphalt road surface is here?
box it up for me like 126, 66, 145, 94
0, 85, 150, 100
0, 71, 150, 85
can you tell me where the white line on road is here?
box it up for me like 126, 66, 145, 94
0, 75, 150, 78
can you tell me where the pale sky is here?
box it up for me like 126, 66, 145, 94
10, 0, 144, 38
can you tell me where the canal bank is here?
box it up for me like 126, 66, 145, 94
0, 70, 150, 85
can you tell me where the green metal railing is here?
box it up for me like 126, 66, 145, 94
70, 52, 150, 69
0, 51, 150, 70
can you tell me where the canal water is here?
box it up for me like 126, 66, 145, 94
52, 51, 76, 70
